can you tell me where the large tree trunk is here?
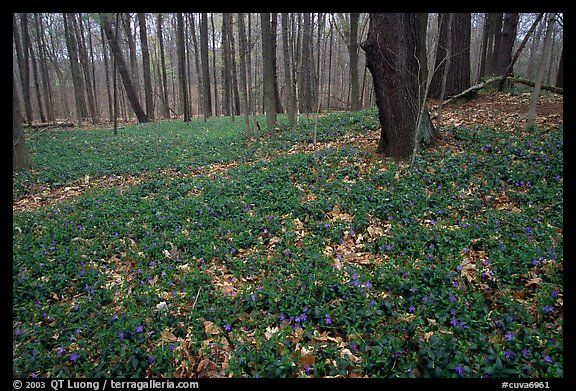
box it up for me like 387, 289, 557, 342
429, 13, 471, 99
100, 13, 149, 123
13, 76, 32, 171
271, 13, 284, 114
555, 47, 563, 88
496, 12, 519, 90
13, 13, 34, 124
33, 13, 55, 123
63, 13, 87, 124
486, 13, 503, 77
362, 13, 436, 159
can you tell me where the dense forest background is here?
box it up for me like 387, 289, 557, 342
12, 13, 563, 127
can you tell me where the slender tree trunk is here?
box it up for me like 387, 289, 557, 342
138, 13, 155, 120
122, 13, 141, 102
211, 14, 219, 116
237, 13, 253, 138
188, 14, 204, 119
271, 13, 284, 114
63, 13, 87, 124
100, 13, 149, 123
349, 13, 361, 111
261, 13, 278, 131
526, 13, 556, 129
14, 13, 33, 124
24, 15, 46, 123
13, 75, 32, 171
477, 13, 490, 83
227, 14, 241, 116
101, 24, 113, 122
221, 13, 232, 117
72, 13, 97, 124
200, 13, 212, 118
33, 13, 54, 122
282, 13, 296, 126
416, 13, 429, 89
436, 13, 454, 129
362, 13, 436, 159
157, 13, 170, 118
176, 13, 190, 122
555, 47, 563, 88
301, 13, 314, 113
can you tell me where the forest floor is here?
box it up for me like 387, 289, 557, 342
13, 90, 563, 379
13, 91, 563, 213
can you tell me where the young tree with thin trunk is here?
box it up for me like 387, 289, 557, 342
237, 13, 253, 138
100, 13, 149, 123
72, 13, 97, 124
13, 75, 32, 171
282, 13, 297, 126
260, 13, 277, 131
176, 13, 190, 122
271, 13, 284, 114
200, 13, 212, 119
138, 13, 154, 120
121, 13, 141, 101
13, 13, 33, 124
156, 13, 170, 118
486, 13, 503, 77
349, 13, 361, 111
24, 14, 46, 123
362, 13, 436, 159
63, 13, 87, 124
33, 13, 55, 123
526, 13, 556, 130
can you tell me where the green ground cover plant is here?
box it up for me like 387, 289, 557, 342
13, 110, 562, 378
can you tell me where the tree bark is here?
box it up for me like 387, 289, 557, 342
200, 13, 212, 118
157, 13, 170, 118
13, 13, 34, 124
271, 13, 284, 114
33, 13, 55, 123
362, 13, 436, 159
138, 13, 155, 119
13, 75, 32, 171
260, 13, 278, 131
496, 13, 519, 90
429, 13, 471, 99
527, 13, 556, 129
176, 13, 190, 122
349, 13, 361, 111
100, 13, 149, 123
282, 13, 297, 126
63, 13, 87, 124
237, 13, 253, 138
555, 47, 563, 88
486, 13, 503, 77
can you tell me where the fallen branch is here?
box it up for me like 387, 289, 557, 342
442, 75, 563, 106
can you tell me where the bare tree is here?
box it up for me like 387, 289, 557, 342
261, 13, 278, 131
176, 13, 190, 122
138, 13, 155, 119
100, 13, 149, 123
13, 75, 32, 171
526, 13, 556, 129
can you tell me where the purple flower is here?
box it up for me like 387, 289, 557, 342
112, 313, 119, 321
505, 331, 515, 341
325, 314, 332, 325
449, 293, 456, 302
304, 364, 311, 374
70, 352, 79, 362
285, 249, 291, 256
522, 348, 530, 358
362, 280, 373, 289
224, 323, 231, 331
454, 364, 465, 375
543, 353, 552, 363
279, 313, 285, 321
168, 344, 175, 351
542, 305, 554, 313
450, 317, 459, 327
57, 346, 64, 355
504, 349, 514, 359
135, 325, 144, 333
408, 304, 415, 313
551, 289, 558, 297
117, 331, 125, 340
